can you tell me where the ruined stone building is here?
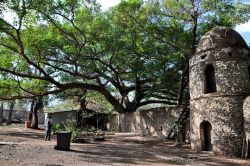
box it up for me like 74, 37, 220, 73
189, 26, 250, 157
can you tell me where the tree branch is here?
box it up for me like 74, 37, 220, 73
139, 100, 177, 107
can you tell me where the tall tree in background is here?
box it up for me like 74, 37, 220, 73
28, 97, 43, 129
6, 100, 15, 125
0, 101, 3, 125
0, 0, 249, 113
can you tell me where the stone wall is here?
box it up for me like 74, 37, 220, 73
190, 96, 246, 156
189, 51, 249, 157
3, 110, 44, 124
107, 107, 179, 137
190, 48, 250, 99
243, 96, 250, 158
44, 110, 76, 125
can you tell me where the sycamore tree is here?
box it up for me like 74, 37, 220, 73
0, 0, 249, 114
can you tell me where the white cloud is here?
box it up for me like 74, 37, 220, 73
96, 0, 121, 10
235, 20, 250, 33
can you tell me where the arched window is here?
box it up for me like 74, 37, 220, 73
205, 64, 217, 93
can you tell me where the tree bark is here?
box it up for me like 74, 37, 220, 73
28, 99, 35, 122
76, 90, 87, 128
177, 9, 198, 106
76, 100, 85, 128
30, 97, 43, 129
0, 102, 3, 125
7, 101, 15, 125
177, 61, 189, 106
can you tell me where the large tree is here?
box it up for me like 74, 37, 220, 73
0, 0, 249, 113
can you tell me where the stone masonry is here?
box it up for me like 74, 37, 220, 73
107, 107, 179, 138
189, 26, 250, 157
243, 97, 250, 158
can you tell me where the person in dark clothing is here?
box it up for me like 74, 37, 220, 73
45, 114, 52, 141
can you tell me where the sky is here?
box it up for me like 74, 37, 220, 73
235, 20, 250, 45
97, 0, 121, 10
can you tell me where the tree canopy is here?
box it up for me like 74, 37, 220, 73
0, 0, 249, 113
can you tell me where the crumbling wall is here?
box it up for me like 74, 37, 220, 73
107, 107, 179, 137
243, 96, 250, 158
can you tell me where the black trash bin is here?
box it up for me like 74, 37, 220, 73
55, 131, 72, 150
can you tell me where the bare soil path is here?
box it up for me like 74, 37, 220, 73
0, 124, 249, 166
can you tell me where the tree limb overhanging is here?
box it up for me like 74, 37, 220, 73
0, 0, 249, 113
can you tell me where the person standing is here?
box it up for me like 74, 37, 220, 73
45, 113, 52, 141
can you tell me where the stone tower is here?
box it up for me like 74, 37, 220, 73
189, 26, 250, 157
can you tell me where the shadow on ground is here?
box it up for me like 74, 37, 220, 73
0, 125, 249, 166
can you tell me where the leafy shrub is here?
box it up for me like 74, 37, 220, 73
63, 119, 83, 142
51, 124, 63, 133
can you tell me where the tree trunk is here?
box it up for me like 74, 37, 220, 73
96, 113, 99, 130
30, 97, 43, 129
30, 110, 38, 129
177, 61, 189, 106
7, 101, 15, 125
0, 102, 3, 125
28, 99, 35, 122
76, 90, 87, 128
191, 10, 198, 54
177, 11, 198, 106
177, 67, 185, 106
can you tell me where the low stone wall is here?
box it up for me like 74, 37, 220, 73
107, 107, 180, 137
44, 110, 76, 125
3, 110, 44, 124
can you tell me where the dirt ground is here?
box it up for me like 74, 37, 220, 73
0, 124, 249, 166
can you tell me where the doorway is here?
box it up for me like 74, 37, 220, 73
200, 121, 212, 151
